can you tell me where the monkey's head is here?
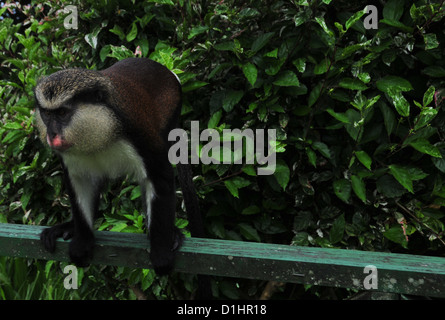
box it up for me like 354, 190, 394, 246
34, 69, 121, 155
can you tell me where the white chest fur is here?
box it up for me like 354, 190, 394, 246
61, 139, 154, 229
62, 139, 147, 181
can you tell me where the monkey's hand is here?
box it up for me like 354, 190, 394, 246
41, 221, 94, 267
40, 221, 75, 253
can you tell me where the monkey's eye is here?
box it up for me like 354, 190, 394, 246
56, 108, 69, 118
41, 109, 51, 117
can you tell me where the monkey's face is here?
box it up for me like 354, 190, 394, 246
35, 106, 74, 151
34, 70, 120, 155
35, 103, 119, 155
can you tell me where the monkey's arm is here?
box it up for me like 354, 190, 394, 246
40, 164, 101, 267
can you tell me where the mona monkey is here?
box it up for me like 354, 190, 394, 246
34, 58, 204, 275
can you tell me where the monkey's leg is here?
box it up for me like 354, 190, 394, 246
147, 162, 184, 275
63, 172, 102, 267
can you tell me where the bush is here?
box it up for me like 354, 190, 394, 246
1, 0, 445, 299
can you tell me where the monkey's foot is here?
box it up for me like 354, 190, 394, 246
150, 228, 184, 275
40, 221, 75, 253
68, 234, 95, 267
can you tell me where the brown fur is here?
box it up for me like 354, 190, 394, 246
34, 58, 181, 154
100, 58, 181, 151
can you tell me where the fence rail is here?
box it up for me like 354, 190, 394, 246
1, 223, 445, 297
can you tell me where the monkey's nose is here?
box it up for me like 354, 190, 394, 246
47, 134, 72, 151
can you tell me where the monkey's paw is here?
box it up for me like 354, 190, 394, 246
69, 235, 95, 267
150, 228, 184, 275
40, 221, 75, 253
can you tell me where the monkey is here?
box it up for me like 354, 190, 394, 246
33, 58, 205, 275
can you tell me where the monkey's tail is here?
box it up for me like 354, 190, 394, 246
177, 163, 205, 238
176, 163, 212, 299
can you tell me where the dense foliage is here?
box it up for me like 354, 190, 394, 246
1, 0, 445, 299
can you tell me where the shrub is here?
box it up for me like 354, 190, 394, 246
1, 0, 444, 299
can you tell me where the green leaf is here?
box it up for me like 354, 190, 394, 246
384, 226, 408, 248
3, 122, 23, 130
387, 88, 410, 117
242, 63, 258, 86
358, 72, 371, 83
293, 58, 306, 73
330, 214, 345, 244
6, 58, 25, 70
241, 205, 261, 215
379, 102, 396, 136
20, 191, 32, 211
377, 175, 407, 198
345, 9, 366, 30
308, 82, 323, 107
312, 141, 331, 159
409, 138, 442, 158
293, 10, 310, 27
422, 66, 445, 78
107, 45, 134, 60
109, 25, 125, 40
224, 180, 239, 198
339, 78, 368, 91
423, 33, 439, 50
214, 41, 235, 51
314, 58, 330, 75
273, 71, 300, 87
388, 165, 428, 194
274, 159, 290, 190
388, 165, 413, 193
222, 90, 244, 112
264, 48, 278, 58
242, 165, 257, 176
251, 32, 275, 53
147, 0, 174, 4
351, 175, 366, 203
130, 186, 141, 200
333, 179, 351, 203
187, 25, 209, 40
135, 38, 149, 56
306, 147, 317, 167
84, 25, 102, 49
238, 223, 261, 242
293, 211, 314, 231
315, 16, 334, 39
423, 86, 435, 107
220, 280, 240, 299
380, 19, 414, 32
336, 41, 371, 61
344, 109, 362, 141
326, 108, 350, 124
383, 0, 404, 21
334, 22, 345, 34
376, 76, 413, 93
265, 57, 286, 76
350, 93, 367, 111
365, 95, 380, 109
432, 156, 445, 174
230, 176, 251, 189
126, 23, 138, 42
208, 110, 222, 129
355, 150, 372, 170
182, 80, 208, 93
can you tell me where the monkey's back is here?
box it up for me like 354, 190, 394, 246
101, 58, 181, 151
